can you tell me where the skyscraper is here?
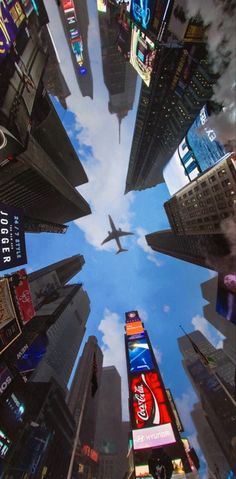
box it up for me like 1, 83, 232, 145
95, 366, 128, 479
178, 331, 236, 473
146, 229, 230, 270
28, 254, 85, 287
201, 276, 236, 364
164, 154, 236, 236
125, 43, 216, 193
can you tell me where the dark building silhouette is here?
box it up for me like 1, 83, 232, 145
98, 1, 137, 141
178, 331, 236, 474
95, 366, 128, 479
146, 229, 231, 270
58, 0, 93, 99
28, 254, 85, 286
125, 44, 216, 193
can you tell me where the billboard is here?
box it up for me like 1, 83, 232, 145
126, 320, 144, 336
135, 464, 152, 477
0, 278, 21, 354
0, 429, 11, 459
97, 0, 107, 13
0, 365, 13, 397
216, 273, 236, 325
125, 310, 140, 322
132, 422, 176, 450
130, 24, 156, 86
163, 105, 227, 195
29, 270, 60, 311
0, 203, 27, 272
166, 389, 184, 432
15, 334, 48, 375
127, 337, 154, 373
62, 0, 87, 76
10, 269, 35, 325
172, 458, 185, 478
130, 0, 156, 31
130, 372, 172, 429
0, 0, 25, 64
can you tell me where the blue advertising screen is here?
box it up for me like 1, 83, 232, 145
128, 337, 154, 373
0, 1, 25, 64
130, 0, 156, 31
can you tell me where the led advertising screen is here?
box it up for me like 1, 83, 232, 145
130, 0, 156, 31
0, 278, 21, 354
62, 0, 87, 76
130, 371, 172, 429
135, 464, 152, 477
126, 321, 144, 336
172, 458, 185, 478
130, 25, 156, 86
97, 0, 107, 13
125, 310, 140, 322
0, 429, 11, 459
11, 269, 35, 325
0, 203, 27, 272
132, 422, 176, 450
0, 0, 25, 64
216, 273, 236, 325
15, 334, 48, 375
127, 337, 154, 373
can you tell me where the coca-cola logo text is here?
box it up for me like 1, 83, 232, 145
134, 383, 149, 421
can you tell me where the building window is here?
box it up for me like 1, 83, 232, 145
201, 181, 207, 188
225, 190, 235, 197
218, 169, 227, 177
222, 179, 231, 187
209, 175, 216, 183
212, 184, 220, 192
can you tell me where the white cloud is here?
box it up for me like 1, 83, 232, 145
163, 305, 170, 314
175, 388, 198, 433
135, 307, 148, 322
136, 227, 162, 267
191, 315, 224, 349
98, 309, 128, 419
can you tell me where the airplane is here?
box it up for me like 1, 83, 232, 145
101, 215, 134, 254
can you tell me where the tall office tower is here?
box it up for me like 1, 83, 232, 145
95, 366, 128, 479
201, 276, 236, 364
58, 0, 93, 99
31, 284, 90, 391
125, 43, 216, 193
178, 330, 236, 473
97, 1, 137, 138
0, 92, 91, 231
191, 402, 230, 478
28, 254, 85, 287
146, 229, 231, 271
66, 336, 103, 478
164, 154, 236, 236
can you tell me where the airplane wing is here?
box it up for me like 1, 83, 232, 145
101, 232, 115, 245
117, 230, 134, 238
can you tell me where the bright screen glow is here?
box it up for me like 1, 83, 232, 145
132, 422, 176, 450
130, 25, 156, 86
126, 321, 144, 335
135, 464, 152, 477
128, 337, 154, 373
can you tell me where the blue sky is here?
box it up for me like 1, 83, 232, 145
5, 0, 227, 475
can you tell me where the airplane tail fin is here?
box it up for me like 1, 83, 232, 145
116, 248, 128, 255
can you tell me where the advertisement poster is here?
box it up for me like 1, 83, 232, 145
128, 337, 154, 373
0, 278, 21, 354
130, 0, 156, 31
130, 25, 156, 86
126, 320, 144, 336
0, 0, 25, 64
125, 310, 140, 322
131, 371, 171, 429
0, 203, 27, 272
132, 422, 176, 450
97, 0, 107, 13
11, 269, 35, 325
216, 273, 236, 325
135, 464, 152, 477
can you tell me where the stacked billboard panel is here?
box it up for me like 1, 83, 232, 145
125, 310, 176, 451
62, 0, 87, 76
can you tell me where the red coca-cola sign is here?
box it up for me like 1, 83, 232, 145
131, 372, 171, 429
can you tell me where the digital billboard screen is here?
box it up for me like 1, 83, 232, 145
172, 458, 185, 477
0, 0, 25, 64
130, 0, 156, 31
216, 273, 236, 325
132, 422, 176, 450
130, 25, 156, 87
97, 0, 107, 13
125, 310, 140, 322
126, 321, 144, 336
130, 371, 172, 429
11, 269, 35, 325
0, 203, 27, 272
127, 337, 154, 373
0, 278, 21, 354
62, 0, 87, 76
135, 464, 152, 477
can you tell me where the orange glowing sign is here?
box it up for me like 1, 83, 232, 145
126, 321, 144, 336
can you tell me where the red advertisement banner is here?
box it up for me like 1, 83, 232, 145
131, 372, 171, 429
12, 269, 35, 325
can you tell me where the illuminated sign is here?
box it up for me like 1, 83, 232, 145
15, 333, 47, 375
128, 337, 154, 373
130, 24, 156, 87
166, 389, 184, 432
125, 310, 140, 322
130, 0, 156, 30
0, 0, 25, 64
21, 0, 34, 17
135, 464, 152, 477
11, 269, 35, 325
0, 203, 27, 272
131, 372, 172, 429
0, 429, 11, 458
0, 278, 21, 354
82, 444, 99, 463
132, 422, 176, 450
0, 365, 13, 396
62, 0, 87, 75
126, 321, 144, 336
172, 458, 185, 477
97, 0, 107, 13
